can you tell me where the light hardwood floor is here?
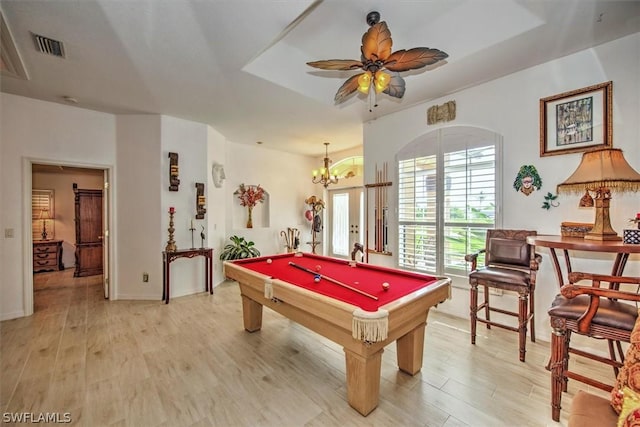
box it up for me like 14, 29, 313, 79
1, 269, 613, 426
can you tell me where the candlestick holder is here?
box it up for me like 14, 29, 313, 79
189, 225, 196, 249
166, 209, 177, 252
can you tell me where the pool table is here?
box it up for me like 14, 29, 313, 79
223, 252, 451, 416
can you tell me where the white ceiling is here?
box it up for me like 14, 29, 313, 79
1, 0, 638, 156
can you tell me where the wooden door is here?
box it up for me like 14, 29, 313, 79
73, 184, 103, 277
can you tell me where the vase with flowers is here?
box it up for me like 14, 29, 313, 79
237, 184, 265, 228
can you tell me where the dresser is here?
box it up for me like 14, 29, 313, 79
33, 240, 64, 273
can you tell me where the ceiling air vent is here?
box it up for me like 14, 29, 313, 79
32, 33, 65, 58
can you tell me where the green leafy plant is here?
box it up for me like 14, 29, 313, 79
219, 235, 261, 261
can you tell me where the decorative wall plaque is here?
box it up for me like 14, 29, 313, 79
427, 100, 456, 125
195, 182, 206, 219
168, 152, 180, 191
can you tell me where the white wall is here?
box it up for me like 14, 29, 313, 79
0, 92, 323, 319
225, 142, 318, 256
159, 116, 209, 299
114, 115, 163, 299
207, 126, 228, 283
114, 114, 214, 300
0, 93, 116, 320
364, 33, 640, 338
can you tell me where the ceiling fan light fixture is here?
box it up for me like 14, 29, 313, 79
374, 70, 391, 93
307, 11, 448, 105
357, 71, 372, 94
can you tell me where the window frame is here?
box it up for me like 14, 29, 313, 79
32, 189, 55, 241
396, 127, 503, 278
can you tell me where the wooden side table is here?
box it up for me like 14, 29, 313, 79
162, 248, 213, 304
33, 240, 64, 273
526, 235, 640, 287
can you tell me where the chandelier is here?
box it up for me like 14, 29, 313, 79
312, 142, 338, 188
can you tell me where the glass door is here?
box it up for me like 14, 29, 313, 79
328, 188, 363, 259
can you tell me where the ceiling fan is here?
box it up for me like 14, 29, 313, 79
307, 11, 448, 105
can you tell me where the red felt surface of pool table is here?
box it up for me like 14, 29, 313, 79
232, 253, 440, 312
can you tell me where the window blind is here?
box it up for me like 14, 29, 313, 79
32, 189, 54, 240
397, 128, 499, 276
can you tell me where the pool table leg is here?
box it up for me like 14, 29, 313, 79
396, 323, 426, 375
344, 348, 383, 416
241, 295, 263, 332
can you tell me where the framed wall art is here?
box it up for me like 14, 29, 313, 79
539, 81, 612, 157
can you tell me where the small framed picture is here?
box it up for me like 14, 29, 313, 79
539, 81, 612, 157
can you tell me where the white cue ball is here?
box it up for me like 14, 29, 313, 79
382, 282, 390, 291
266, 259, 272, 264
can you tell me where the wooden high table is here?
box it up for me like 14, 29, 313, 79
162, 248, 214, 304
526, 235, 640, 287
527, 235, 640, 420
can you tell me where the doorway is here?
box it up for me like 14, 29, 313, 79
28, 161, 111, 315
328, 187, 364, 259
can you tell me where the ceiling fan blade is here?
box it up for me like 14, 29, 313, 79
307, 60, 362, 70
383, 73, 405, 99
361, 21, 392, 62
384, 48, 448, 72
334, 74, 362, 104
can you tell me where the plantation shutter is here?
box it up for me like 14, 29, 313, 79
443, 145, 496, 275
397, 128, 500, 277
32, 189, 54, 240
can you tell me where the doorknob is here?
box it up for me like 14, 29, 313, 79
98, 236, 103, 240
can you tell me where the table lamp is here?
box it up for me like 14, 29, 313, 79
557, 148, 640, 241
39, 208, 52, 240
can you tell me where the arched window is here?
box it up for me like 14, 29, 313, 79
397, 127, 502, 276
331, 156, 363, 180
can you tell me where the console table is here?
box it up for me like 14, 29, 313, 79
162, 248, 213, 304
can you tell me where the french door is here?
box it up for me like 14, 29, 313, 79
328, 187, 364, 259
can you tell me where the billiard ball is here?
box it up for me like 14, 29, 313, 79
315, 265, 321, 272
382, 282, 390, 291
266, 259, 272, 264
314, 275, 321, 283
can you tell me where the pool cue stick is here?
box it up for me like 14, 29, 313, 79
375, 166, 379, 251
378, 167, 382, 251
374, 164, 378, 251
288, 262, 378, 301
383, 162, 387, 252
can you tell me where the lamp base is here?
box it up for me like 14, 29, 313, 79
584, 231, 621, 241
583, 192, 621, 241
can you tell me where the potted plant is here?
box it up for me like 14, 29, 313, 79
219, 235, 261, 261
